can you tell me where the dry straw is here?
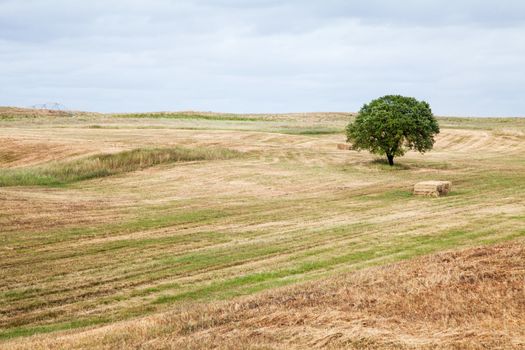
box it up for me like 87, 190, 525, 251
336, 143, 352, 150
413, 181, 452, 197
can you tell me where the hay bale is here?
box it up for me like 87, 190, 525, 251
414, 181, 452, 197
336, 143, 352, 150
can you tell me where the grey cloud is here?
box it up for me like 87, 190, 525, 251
0, 0, 524, 116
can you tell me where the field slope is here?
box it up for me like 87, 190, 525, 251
6, 240, 524, 349
1, 108, 524, 348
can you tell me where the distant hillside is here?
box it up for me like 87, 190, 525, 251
0, 106, 98, 119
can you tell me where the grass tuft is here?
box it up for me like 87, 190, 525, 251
0, 146, 239, 187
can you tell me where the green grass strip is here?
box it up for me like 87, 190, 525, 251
110, 112, 264, 122
0, 146, 239, 187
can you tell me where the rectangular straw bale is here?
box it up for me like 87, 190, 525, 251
414, 181, 452, 197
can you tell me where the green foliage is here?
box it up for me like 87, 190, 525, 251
346, 95, 439, 165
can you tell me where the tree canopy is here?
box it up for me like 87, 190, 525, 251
346, 95, 440, 166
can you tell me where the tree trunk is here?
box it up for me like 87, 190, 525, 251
387, 154, 394, 166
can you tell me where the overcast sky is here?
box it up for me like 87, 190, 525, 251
1, 0, 524, 116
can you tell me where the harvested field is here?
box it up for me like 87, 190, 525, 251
0, 109, 524, 348
6, 240, 524, 349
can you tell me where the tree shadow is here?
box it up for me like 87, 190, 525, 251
369, 158, 411, 170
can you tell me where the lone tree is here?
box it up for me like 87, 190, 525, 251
346, 95, 439, 166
